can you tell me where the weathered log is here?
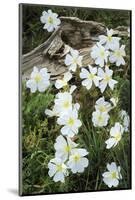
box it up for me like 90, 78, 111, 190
21, 16, 128, 80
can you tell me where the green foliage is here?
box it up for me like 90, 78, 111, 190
119, 79, 130, 114
22, 82, 54, 130
22, 82, 62, 194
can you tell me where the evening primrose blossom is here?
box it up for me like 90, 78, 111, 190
54, 135, 78, 161
105, 122, 124, 149
67, 148, 89, 173
98, 67, 118, 93
99, 28, 120, 50
109, 44, 126, 66
120, 110, 130, 132
65, 48, 83, 72
57, 108, 82, 137
55, 71, 72, 89
91, 43, 109, 67
48, 158, 68, 183
92, 110, 110, 127
80, 65, 102, 90
95, 96, 111, 113
54, 92, 73, 116
40, 9, 61, 32
102, 162, 122, 188
26, 66, 50, 93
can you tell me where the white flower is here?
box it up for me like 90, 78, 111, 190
105, 122, 124, 149
120, 110, 130, 132
92, 110, 110, 127
95, 96, 111, 113
67, 148, 89, 173
98, 67, 118, 93
48, 157, 68, 183
120, 110, 128, 119
91, 43, 109, 67
102, 162, 122, 188
26, 67, 50, 93
109, 44, 126, 66
45, 106, 59, 117
99, 28, 120, 50
57, 108, 82, 137
40, 9, 61, 32
123, 115, 130, 132
65, 48, 83, 72
54, 92, 72, 116
54, 135, 78, 161
55, 72, 72, 89
110, 97, 118, 107
80, 65, 102, 90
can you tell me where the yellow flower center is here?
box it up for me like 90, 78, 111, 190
63, 101, 70, 109
68, 117, 75, 126
111, 171, 117, 179
100, 50, 105, 58
56, 164, 63, 172
61, 79, 67, 86
88, 73, 95, 80
48, 17, 54, 24
107, 35, 112, 42
99, 105, 107, 112
98, 115, 104, 123
104, 74, 111, 82
34, 74, 42, 83
73, 154, 80, 162
64, 145, 71, 152
73, 58, 77, 64
115, 132, 121, 141
115, 50, 121, 58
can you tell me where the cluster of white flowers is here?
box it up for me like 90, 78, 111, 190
38, 15, 90, 182
84, 28, 126, 94
25, 11, 130, 189
46, 86, 89, 182
80, 65, 117, 93
97, 28, 126, 67
44, 47, 89, 182
48, 135, 89, 182
92, 97, 111, 127
79, 31, 121, 94
90, 29, 129, 188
